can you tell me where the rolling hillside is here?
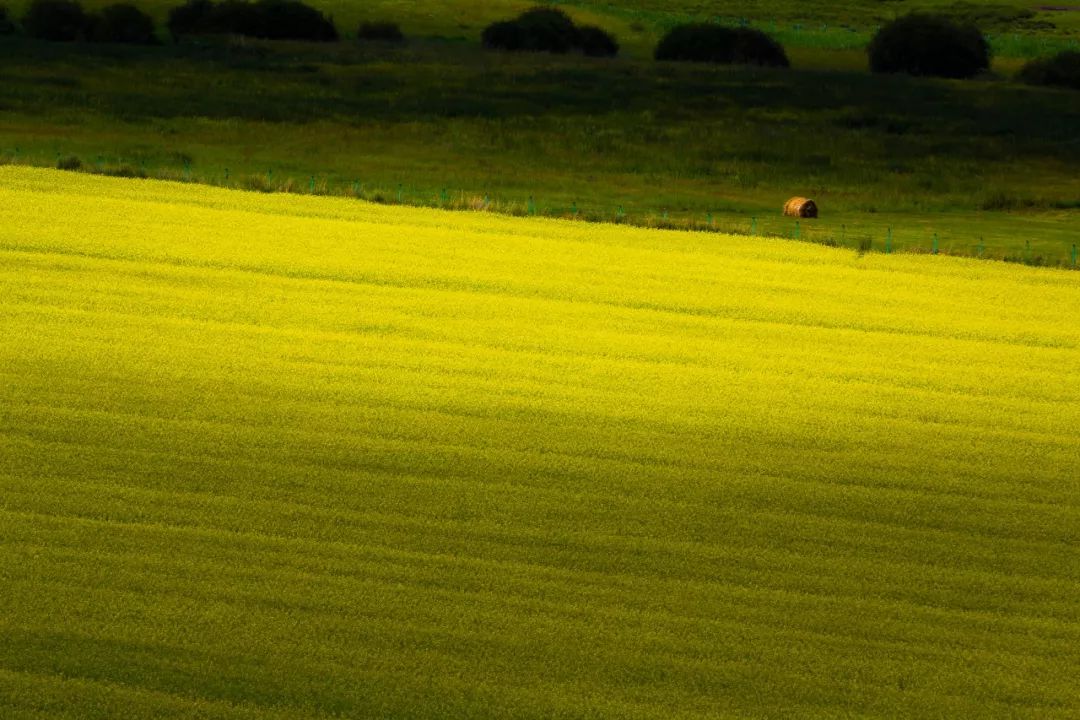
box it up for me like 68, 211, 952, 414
1, 167, 1079, 718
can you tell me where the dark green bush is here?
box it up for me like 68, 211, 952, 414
167, 0, 214, 38
482, 6, 617, 56
167, 0, 336, 41
655, 23, 789, 68
90, 3, 157, 44
868, 13, 989, 78
56, 155, 82, 170
481, 20, 524, 51
22, 0, 89, 41
0, 5, 18, 34
513, 7, 578, 53
1018, 50, 1080, 90
357, 20, 403, 42
578, 25, 618, 57
252, 0, 336, 41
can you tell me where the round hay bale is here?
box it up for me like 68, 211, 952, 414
783, 197, 818, 218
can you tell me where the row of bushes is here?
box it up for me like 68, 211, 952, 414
650, 12, 1077, 89
1, 0, 156, 43
867, 12, 1079, 88
2, 2, 1076, 90
166, 0, 336, 41
0, 0, 403, 43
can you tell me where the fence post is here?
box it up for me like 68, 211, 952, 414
794, 220, 800, 240
310, 176, 316, 192
932, 233, 939, 255
886, 227, 892, 254
571, 200, 578, 218
397, 184, 403, 203
528, 195, 536, 215
977, 239, 985, 257
616, 205, 624, 222
224, 168, 229, 184
1072, 243, 1078, 268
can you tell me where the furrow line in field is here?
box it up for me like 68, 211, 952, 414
3, 499, 1077, 634
5, 543, 1077, 685
2, 245, 1076, 350
5, 471, 1078, 598
6, 405, 1079, 518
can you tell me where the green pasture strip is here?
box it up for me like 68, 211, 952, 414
1, 167, 1079, 718
1, 39, 1079, 264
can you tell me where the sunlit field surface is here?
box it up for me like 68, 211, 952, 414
1, 167, 1079, 718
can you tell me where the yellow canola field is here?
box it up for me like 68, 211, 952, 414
1, 166, 1079, 719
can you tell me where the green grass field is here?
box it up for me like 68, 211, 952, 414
2, 166, 1079, 718
2, 36, 1079, 265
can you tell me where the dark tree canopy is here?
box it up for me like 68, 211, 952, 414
482, 6, 617, 57
654, 24, 790, 68
22, 0, 89, 41
168, 0, 337, 41
868, 13, 990, 79
90, 3, 157, 44
0, 5, 18, 34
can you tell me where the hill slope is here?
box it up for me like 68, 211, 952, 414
1, 167, 1079, 718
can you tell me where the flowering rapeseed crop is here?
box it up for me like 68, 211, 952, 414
1, 166, 1078, 718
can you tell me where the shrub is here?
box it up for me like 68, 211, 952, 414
250, 0, 337, 41
167, 0, 337, 41
655, 23, 789, 68
1018, 50, 1080, 90
56, 155, 82, 170
89, 3, 157, 44
513, 7, 578, 53
210, 0, 260, 36
868, 13, 989, 79
167, 0, 214, 38
578, 25, 617, 57
22, 0, 89, 41
0, 5, 18, 35
481, 19, 524, 51
357, 20, 403, 42
482, 6, 617, 56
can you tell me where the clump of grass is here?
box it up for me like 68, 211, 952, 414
56, 154, 82, 171
1018, 50, 1080, 91
241, 173, 273, 192
981, 191, 1042, 211
94, 164, 148, 178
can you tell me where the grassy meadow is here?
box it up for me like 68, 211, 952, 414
2, 166, 1079, 718
2, 35, 1079, 265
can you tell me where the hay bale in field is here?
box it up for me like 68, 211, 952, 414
784, 197, 818, 218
